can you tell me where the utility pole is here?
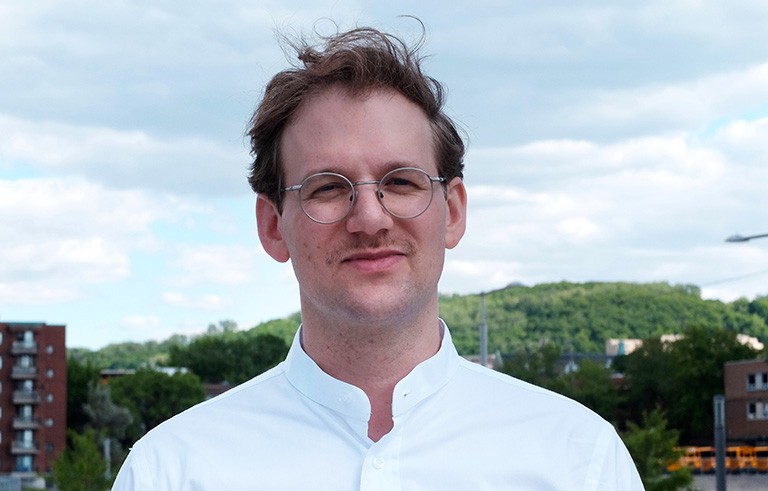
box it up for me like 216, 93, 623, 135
479, 291, 488, 367
714, 395, 726, 491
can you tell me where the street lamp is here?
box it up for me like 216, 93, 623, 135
725, 232, 768, 243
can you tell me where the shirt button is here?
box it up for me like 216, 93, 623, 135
372, 457, 386, 469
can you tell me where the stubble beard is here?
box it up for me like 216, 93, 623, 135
318, 231, 428, 324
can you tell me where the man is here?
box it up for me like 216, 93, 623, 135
112, 24, 644, 490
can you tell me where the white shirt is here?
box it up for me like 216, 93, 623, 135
112, 324, 644, 490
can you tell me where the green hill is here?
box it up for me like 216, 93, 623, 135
71, 282, 768, 367
438, 281, 768, 355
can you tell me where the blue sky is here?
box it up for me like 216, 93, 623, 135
2, 1, 768, 349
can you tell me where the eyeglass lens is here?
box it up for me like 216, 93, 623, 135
298, 168, 437, 223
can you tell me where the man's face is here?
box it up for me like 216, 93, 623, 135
257, 86, 466, 326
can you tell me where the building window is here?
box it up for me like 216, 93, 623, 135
748, 374, 757, 391
46, 369, 54, 379
46, 344, 54, 354
747, 401, 768, 421
44, 418, 53, 428
46, 393, 54, 403
16, 455, 33, 473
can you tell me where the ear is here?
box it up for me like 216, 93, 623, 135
256, 195, 290, 263
444, 177, 467, 249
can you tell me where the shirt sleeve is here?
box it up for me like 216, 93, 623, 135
111, 446, 155, 491
590, 426, 645, 491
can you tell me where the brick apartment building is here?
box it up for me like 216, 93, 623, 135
0, 322, 66, 477
724, 359, 768, 443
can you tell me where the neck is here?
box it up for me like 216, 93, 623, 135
299, 302, 442, 441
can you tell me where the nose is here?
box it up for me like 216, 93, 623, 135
344, 184, 393, 235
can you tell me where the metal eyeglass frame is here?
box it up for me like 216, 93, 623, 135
281, 166, 446, 224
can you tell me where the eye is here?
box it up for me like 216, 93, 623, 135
302, 175, 350, 201
381, 169, 429, 194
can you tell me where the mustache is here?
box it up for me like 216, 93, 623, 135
325, 233, 416, 265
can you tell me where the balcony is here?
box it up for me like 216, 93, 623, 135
12, 390, 41, 404
11, 367, 38, 380
11, 341, 38, 355
11, 440, 39, 455
13, 417, 40, 430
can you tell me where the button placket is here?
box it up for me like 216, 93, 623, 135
372, 456, 386, 469
359, 428, 402, 490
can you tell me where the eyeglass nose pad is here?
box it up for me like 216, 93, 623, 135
377, 191, 384, 200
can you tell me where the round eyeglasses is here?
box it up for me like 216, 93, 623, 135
281, 167, 446, 224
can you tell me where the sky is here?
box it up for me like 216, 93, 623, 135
2, 1, 768, 350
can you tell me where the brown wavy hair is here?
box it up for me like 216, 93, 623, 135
246, 21, 465, 211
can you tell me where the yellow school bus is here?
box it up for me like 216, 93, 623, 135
753, 446, 768, 473
726, 446, 757, 474
667, 446, 716, 474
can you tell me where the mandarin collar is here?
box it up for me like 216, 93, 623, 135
284, 320, 460, 422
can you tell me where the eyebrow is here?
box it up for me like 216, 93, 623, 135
301, 161, 428, 180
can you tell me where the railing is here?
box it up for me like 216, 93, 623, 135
12, 417, 40, 430
12, 390, 41, 404
10, 366, 37, 379
10, 441, 39, 455
10, 341, 38, 355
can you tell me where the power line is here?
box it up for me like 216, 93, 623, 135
700, 269, 768, 287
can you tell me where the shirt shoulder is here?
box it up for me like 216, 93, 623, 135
454, 357, 596, 411
112, 361, 292, 490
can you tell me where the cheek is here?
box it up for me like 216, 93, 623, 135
287, 228, 333, 269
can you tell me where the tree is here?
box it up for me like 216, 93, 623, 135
168, 332, 288, 384
52, 429, 110, 491
499, 342, 562, 389
66, 358, 101, 433
84, 383, 133, 440
83, 382, 134, 473
622, 409, 693, 491
207, 319, 239, 334
666, 326, 759, 441
552, 359, 618, 423
622, 326, 761, 442
110, 368, 205, 439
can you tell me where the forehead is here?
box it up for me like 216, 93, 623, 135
280, 86, 436, 180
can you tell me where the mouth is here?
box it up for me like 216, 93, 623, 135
341, 249, 407, 272
343, 249, 404, 262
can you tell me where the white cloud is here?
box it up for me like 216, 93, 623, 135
567, 63, 768, 136
162, 292, 232, 310
442, 259, 524, 294
442, 120, 768, 297
0, 177, 191, 303
0, 282, 80, 305
168, 245, 263, 287
0, 115, 248, 197
121, 315, 162, 333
